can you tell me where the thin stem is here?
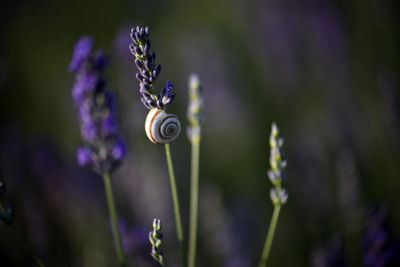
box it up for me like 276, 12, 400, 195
164, 143, 187, 267
10, 225, 46, 267
102, 172, 126, 267
188, 140, 200, 267
0, 204, 46, 267
258, 205, 282, 267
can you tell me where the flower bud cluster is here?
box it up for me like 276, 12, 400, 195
187, 74, 203, 143
149, 218, 164, 265
70, 37, 126, 174
268, 123, 288, 206
130, 26, 175, 110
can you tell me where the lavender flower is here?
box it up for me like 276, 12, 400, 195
70, 37, 126, 174
268, 123, 288, 206
129, 26, 175, 110
187, 74, 203, 142
149, 218, 164, 266
362, 208, 399, 267
259, 123, 288, 267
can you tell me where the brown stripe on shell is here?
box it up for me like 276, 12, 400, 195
149, 109, 163, 144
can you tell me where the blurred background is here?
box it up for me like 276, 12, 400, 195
0, 0, 399, 266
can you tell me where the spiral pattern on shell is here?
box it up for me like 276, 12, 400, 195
145, 109, 181, 144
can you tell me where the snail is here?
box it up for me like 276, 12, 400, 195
145, 108, 181, 144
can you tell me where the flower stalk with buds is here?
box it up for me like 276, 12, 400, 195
259, 123, 288, 267
187, 74, 203, 267
129, 26, 175, 110
149, 218, 165, 266
70, 37, 127, 267
130, 26, 186, 267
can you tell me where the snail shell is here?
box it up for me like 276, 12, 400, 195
145, 109, 181, 144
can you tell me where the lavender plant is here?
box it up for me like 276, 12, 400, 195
187, 74, 203, 267
0, 171, 46, 267
149, 218, 165, 266
259, 123, 288, 267
70, 37, 127, 266
130, 26, 186, 266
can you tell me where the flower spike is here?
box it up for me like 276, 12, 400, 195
70, 36, 126, 174
149, 218, 164, 266
268, 123, 288, 206
130, 26, 175, 110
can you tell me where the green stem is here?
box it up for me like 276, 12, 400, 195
188, 140, 200, 267
10, 225, 47, 267
164, 143, 187, 267
0, 204, 46, 267
102, 172, 126, 267
258, 205, 281, 267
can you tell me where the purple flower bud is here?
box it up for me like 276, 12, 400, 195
166, 81, 174, 93
72, 83, 85, 105
79, 104, 92, 123
144, 59, 154, 71
129, 44, 136, 55
143, 40, 151, 55
134, 32, 141, 43
136, 73, 145, 83
153, 64, 161, 77
148, 52, 156, 64
93, 51, 108, 70
130, 29, 137, 42
77, 147, 92, 166
83, 73, 99, 90
134, 46, 143, 56
140, 83, 153, 94
80, 73, 98, 92
135, 58, 144, 69
129, 26, 175, 109
82, 121, 98, 141
112, 139, 126, 161
141, 98, 157, 109
102, 115, 118, 136
139, 89, 151, 99
69, 36, 94, 72
72, 73, 98, 104
141, 70, 150, 79
71, 37, 126, 174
